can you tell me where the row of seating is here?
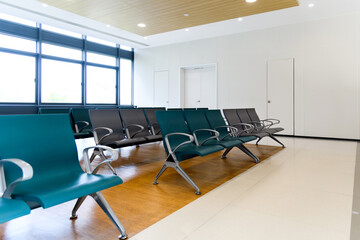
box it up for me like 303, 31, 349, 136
154, 109, 259, 195
0, 114, 128, 239
223, 108, 285, 147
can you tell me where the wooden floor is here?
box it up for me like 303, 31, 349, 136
0, 142, 282, 240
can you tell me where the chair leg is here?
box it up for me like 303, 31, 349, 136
269, 135, 285, 148
237, 144, 259, 163
173, 162, 201, 195
154, 156, 201, 195
70, 196, 87, 219
153, 164, 168, 184
90, 192, 128, 240
221, 146, 234, 159
256, 137, 262, 145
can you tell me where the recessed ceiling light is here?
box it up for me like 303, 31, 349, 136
245, 0, 257, 3
238, 18, 243, 21
42, 3, 48, 7
137, 23, 146, 28
185, 28, 189, 32
308, 3, 315, 7
184, 13, 189, 17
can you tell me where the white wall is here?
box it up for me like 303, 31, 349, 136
134, 12, 360, 140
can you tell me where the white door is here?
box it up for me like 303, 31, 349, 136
183, 66, 216, 108
267, 58, 294, 135
153, 71, 169, 107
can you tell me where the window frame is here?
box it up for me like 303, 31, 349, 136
0, 18, 134, 107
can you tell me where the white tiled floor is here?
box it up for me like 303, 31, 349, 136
130, 137, 357, 240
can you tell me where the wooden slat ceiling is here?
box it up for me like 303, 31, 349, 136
38, 0, 299, 36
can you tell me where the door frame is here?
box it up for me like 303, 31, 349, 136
179, 63, 218, 108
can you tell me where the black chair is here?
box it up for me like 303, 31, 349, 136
144, 108, 165, 136
223, 109, 269, 143
89, 109, 147, 150
119, 109, 162, 143
167, 108, 182, 111
246, 108, 284, 134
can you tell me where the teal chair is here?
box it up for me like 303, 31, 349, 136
0, 158, 33, 223
184, 110, 258, 162
71, 108, 93, 135
155, 111, 223, 194
205, 110, 259, 162
39, 108, 92, 139
0, 114, 127, 239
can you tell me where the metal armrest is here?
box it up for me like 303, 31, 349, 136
75, 121, 90, 133
126, 124, 145, 138
231, 123, 255, 135
263, 118, 280, 126
165, 132, 194, 155
82, 145, 119, 175
215, 126, 239, 140
151, 123, 161, 135
0, 159, 33, 198
93, 127, 113, 144
250, 121, 267, 130
193, 129, 220, 146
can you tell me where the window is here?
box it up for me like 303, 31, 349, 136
0, 33, 36, 52
120, 59, 132, 105
87, 36, 116, 47
120, 45, 132, 51
0, 13, 36, 27
42, 43, 82, 60
87, 52, 116, 66
0, 52, 35, 103
42, 24, 82, 38
86, 66, 116, 104
41, 59, 82, 103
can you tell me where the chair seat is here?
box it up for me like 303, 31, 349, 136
265, 127, 284, 134
236, 135, 257, 143
74, 131, 93, 139
0, 198, 30, 223
105, 137, 148, 148
12, 172, 123, 209
201, 138, 243, 148
145, 135, 162, 142
175, 143, 224, 161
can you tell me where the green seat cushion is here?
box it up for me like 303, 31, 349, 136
175, 143, 223, 161
12, 172, 122, 209
0, 198, 30, 223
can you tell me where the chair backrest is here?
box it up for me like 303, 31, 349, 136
89, 109, 126, 140
71, 108, 93, 132
183, 108, 196, 111
246, 108, 261, 122
119, 109, 150, 138
205, 110, 229, 137
144, 108, 165, 135
38, 108, 75, 132
183, 110, 213, 143
38, 108, 70, 114
0, 114, 82, 191
223, 109, 241, 125
236, 109, 252, 124
197, 108, 209, 110
156, 111, 191, 154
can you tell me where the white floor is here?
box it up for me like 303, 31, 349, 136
129, 137, 357, 240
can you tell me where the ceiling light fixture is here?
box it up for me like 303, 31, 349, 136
137, 23, 146, 28
308, 3, 315, 7
245, 0, 257, 3
238, 18, 243, 21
